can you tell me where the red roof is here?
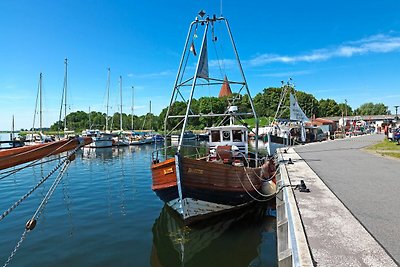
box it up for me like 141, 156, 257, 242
313, 118, 335, 124
218, 75, 232, 98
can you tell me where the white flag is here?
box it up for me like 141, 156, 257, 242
290, 93, 309, 122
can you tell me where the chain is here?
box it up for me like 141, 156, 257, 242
0, 141, 83, 222
2, 155, 74, 267
2, 230, 28, 267
0, 155, 68, 222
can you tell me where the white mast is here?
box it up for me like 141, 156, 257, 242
131, 86, 134, 130
119, 75, 123, 131
39, 72, 43, 134
63, 58, 68, 131
105, 67, 110, 131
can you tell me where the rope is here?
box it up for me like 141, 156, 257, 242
0, 140, 82, 222
1, 154, 74, 267
234, 167, 274, 202
0, 155, 66, 181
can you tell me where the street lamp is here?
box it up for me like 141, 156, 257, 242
395, 105, 399, 120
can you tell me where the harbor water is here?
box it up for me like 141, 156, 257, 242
0, 139, 277, 267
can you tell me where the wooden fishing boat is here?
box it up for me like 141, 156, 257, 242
150, 11, 276, 224
0, 136, 92, 170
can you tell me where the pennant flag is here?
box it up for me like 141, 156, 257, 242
197, 36, 209, 80
190, 41, 197, 56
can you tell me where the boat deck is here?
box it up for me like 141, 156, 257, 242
277, 134, 398, 266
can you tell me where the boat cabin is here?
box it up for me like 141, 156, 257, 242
206, 125, 248, 165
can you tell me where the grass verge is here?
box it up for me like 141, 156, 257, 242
366, 138, 400, 159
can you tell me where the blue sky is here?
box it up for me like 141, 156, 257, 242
1, 0, 400, 130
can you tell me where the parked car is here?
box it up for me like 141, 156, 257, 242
393, 128, 400, 144
316, 128, 328, 142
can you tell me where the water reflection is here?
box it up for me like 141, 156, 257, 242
151, 204, 276, 267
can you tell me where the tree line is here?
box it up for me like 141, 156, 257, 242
48, 87, 391, 132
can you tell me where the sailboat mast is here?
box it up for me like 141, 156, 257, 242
149, 100, 152, 133
11, 115, 15, 147
131, 86, 134, 130
63, 58, 68, 131
120, 75, 123, 131
88, 106, 91, 129
39, 72, 43, 133
105, 68, 110, 131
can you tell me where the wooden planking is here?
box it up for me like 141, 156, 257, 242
180, 157, 262, 192
151, 158, 177, 190
0, 137, 92, 170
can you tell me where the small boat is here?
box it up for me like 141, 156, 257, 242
0, 136, 92, 170
82, 129, 113, 148
170, 131, 197, 143
151, 134, 165, 143
264, 80, 308, 156
150, 12, 276, 224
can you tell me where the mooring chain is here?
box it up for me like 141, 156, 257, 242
0, 139, 83, 222
0, 154, 70, 222
2, 153, 76, 267
2, 230, 28, 267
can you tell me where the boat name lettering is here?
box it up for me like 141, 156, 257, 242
188, 168, 203, 174
163, 168, 174, 175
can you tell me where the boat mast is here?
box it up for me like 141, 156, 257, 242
224, 18, 259, 165
63, 58, 68, 131
131, 86, 134, 130
39, 72, 43, 134
177, 18, 209, 152
88, 106, 91, 129
119, 75, 123, 131
105, 67, 110, 131
163, 20, 197, 152
11, 115, 15, 147
149, 100, 152, 134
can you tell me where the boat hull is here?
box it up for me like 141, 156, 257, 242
86, 138, 113, 148
0, 137, 92, 170
151, 157, 269, 223
264, 133, 290, 156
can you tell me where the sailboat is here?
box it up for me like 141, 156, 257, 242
150, 11, 276, 224
263, 80, 309, 156
83, 68, 113, 148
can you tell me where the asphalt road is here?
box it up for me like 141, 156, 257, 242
294, 134, 400, 264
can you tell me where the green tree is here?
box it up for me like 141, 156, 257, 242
318, 99, 340, 117
337, 103, 353, 116
354, 102, 390, 115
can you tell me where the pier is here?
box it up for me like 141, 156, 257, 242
277, 134, 398, 266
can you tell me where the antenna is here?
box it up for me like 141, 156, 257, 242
220, 0, 223, 16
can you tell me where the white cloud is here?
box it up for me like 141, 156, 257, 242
248, 33, 400, 66
258, 69, 314, 77
127, 70, 174, 79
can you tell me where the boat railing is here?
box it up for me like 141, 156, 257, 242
151, 144, 208, 163
152, 144, 266, 168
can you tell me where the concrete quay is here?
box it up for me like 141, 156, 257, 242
277, 134, 399, 266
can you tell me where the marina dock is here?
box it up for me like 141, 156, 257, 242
277, 134, 399, 266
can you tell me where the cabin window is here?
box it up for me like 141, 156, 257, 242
232, 130, 242, 142
211, 130, 220, 142
222, 130, 231, 141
